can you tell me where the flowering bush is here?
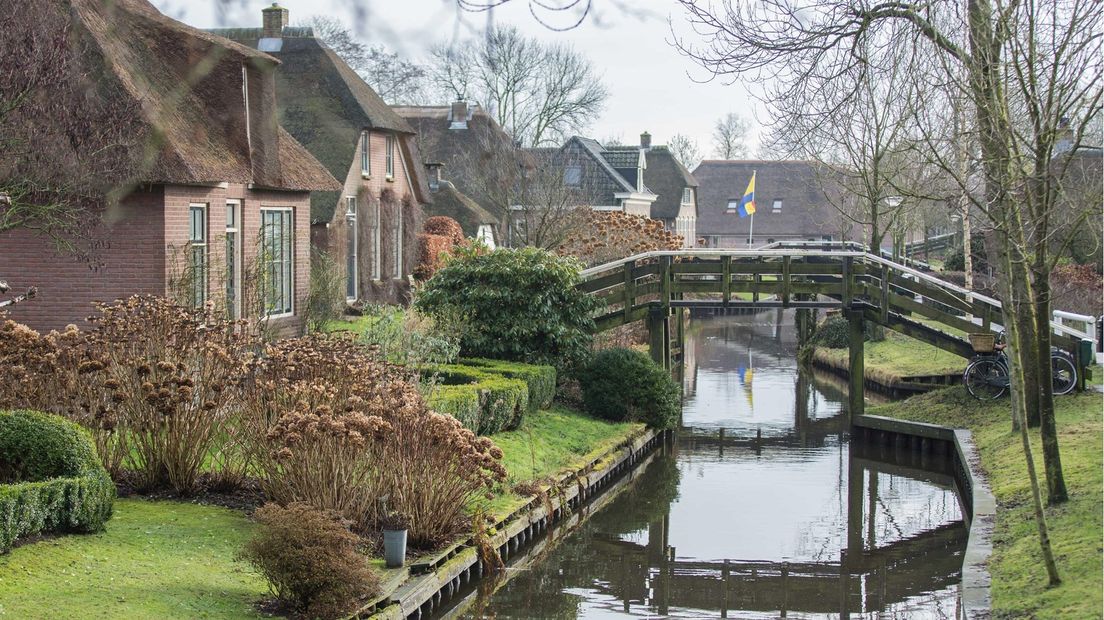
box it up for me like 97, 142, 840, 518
241, 334, 506, 547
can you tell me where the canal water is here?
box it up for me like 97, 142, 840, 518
445, 312, 967, 619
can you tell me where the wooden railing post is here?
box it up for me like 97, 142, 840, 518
842, 256, 853, 308
879, 264, 890, 324
660, 255, 672, 311
781, 255, 791, 307
847, 309, 865, 419
622, 259, 635, 323
721, 255, 732, 306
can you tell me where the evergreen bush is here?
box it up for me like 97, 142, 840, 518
814, 315, 851, 349
426, 365, 529, 435
578, 348, 681, 429
0, 410, 115, 552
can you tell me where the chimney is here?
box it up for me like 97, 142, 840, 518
262, 3, 289, 39
640, 131, 652, 150
449, 100, 470, 130
425, 163, 443, 191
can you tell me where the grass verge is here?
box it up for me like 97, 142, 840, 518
0, 498, 266, 619
868, 388, 1103, 619
814, 329, 965, 380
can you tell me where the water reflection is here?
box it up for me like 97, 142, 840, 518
444, 314, 966, 619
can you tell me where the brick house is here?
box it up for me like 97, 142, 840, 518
0, 0, 339, 334
213, 5, 431, 305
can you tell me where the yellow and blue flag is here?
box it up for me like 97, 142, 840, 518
737, 172, 756, 218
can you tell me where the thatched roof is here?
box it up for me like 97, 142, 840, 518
644, 146, 698, 219
215, 28, 427, 223
428, 181, 498, 237
44, 0, 339, 192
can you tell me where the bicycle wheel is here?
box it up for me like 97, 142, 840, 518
964, 358, 1008, 400
1051, 352, 1078, 395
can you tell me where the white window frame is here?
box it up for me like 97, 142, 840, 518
225, 200, 241, 319
682, 187, 692, 204
385, 135, 395, 179
772, 199, 782, 213
188, 203, 208, 309
345, 196, 358, 301
726, 200, 739, 211
392, 206, 403, 278
360, 132, 371, 177
371, 200, 382, 280
260, 207, 295, 318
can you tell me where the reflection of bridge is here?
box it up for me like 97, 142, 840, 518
578, 246, 1091, 413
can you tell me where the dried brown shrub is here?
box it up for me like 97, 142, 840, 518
557, 211, 683, 267
241, 334, 506, 547
423, 216, 465, 246
239, 502, 379, 619
414, 233, 454, 280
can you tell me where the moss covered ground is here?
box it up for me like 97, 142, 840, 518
869, 388, 1103, 619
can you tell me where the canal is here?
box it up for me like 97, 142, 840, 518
442, 312, 967, 619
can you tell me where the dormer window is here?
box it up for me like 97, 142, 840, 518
682, 188, 693, 204
564, 165, 582, 187
772, 199, 782, 214
385, 135, 395, 179
360, 132, 370, 177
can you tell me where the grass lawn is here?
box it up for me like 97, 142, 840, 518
815, 329, 966, 379
480, 406, 643, 519
0, 499, 267, 619
869, 388, 1103, 619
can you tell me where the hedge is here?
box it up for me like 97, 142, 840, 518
0, 410, 115, 552
458, 358, 556, 411
425, 365, 529, 435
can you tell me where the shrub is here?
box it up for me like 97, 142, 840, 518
415, 247, 600, 373
426, 365, 529, 435
304, 249, 347, 332
241, 335, 506, 547
238, 502, 378, 619
458, 358, 557, 411
415, 233, 454, 281
355, 306, 459, 367
0, 410, 115, 552
943, 234, 989, 273
578, 348, 680, 429
557, 211, 683, 268
814, 314, 850, 349
423, 216, 465, 245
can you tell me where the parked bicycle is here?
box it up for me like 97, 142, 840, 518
964, 331, 1079, 400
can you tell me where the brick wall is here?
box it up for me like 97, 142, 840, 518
0, 188, 166, 332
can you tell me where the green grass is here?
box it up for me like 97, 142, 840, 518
321, 313, 383, 334
480, 406, 642, 518
0, 498, 267, 619
815, 329, 966, 379
869, 388, 1103, 619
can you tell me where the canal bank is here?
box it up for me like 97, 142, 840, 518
419, 313, 989, 619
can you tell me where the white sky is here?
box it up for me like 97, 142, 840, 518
153, 0, 765, 154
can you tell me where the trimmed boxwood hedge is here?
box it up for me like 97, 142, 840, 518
0, 410, 115, 552
458, 358, 556, 411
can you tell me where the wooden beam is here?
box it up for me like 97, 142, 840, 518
781, 255, 791, 307
722, 255, 732, 306
623, 260, 635, 323
848, 310, 865, 418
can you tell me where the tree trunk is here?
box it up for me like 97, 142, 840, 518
1032, 260, 1069, 504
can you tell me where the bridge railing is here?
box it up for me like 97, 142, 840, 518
577, 249, 1090, 360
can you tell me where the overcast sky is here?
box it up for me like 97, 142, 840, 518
154, 0, 765, 155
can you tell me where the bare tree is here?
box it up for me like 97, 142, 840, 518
712, 112, 751, 159
667, 134, 703, 171
675, 0, 1102, 585
429, 25, 608, 146
308, 16, 430, 105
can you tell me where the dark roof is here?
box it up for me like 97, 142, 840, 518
570, 138, 637, 193
692, 160, 844, 239
644, 146, 698, 219
395, 105, 526, 224
10, 0, 338, 193
427, 182, 498, 236
214, 27, 423, 223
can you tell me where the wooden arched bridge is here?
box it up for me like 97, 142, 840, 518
578, 243, 1094, 416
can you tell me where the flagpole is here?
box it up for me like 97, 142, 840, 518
747, 169, 756, 246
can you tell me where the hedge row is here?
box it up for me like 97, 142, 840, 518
0, 410, 115, 552
425, 360, 556, 435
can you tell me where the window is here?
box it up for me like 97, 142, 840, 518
772, 199, 782, 214
260, 208, 294, 317
371, 201, 381, 280
345, 197, 358, 300
682, 188, 693, 204
385, 135, 395, 179
188, 204, 207, 308
225, 201, 240, 319
564, 165, 582, 187
392, 209, 403, 277
726, 200, 739, 211
360, 132, 370, 176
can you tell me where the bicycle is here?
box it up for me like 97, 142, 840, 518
963, 331, 1079, 401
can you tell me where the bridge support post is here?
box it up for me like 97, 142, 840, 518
847, 309, 865, 419
647, 306, 670, 370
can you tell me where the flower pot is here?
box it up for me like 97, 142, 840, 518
383, 528, 407, 568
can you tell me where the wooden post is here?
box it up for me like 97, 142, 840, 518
648, 307, 668, 368
622, 259, 635, 323
721, 559, 730, 618
660, 255, 673, 309
847, 310, 865, 419
722, 255, 732, 306
841, 256, 853, 307
781, 255, 791, 307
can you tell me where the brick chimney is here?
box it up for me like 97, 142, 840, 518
449, 100, 470, 130
262, 3, 288, 39
640, 131, 652, 149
